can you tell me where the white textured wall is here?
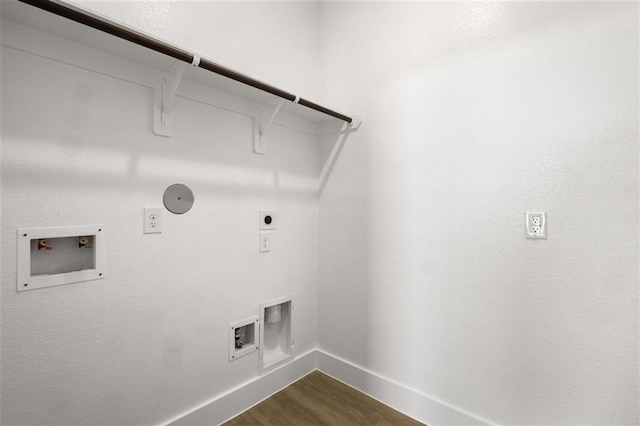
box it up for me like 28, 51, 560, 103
318, 2, 639, 425
73, 0, 321, 102
2, 2, 639, 425
0, 3, 320, 424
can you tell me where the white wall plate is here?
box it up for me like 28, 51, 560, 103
17, 225, 106, 292
259, 210, 276, 230
525, 212, 547, 239
229, 316, 259, 361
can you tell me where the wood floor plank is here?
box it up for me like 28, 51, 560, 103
224, 371, 424, 426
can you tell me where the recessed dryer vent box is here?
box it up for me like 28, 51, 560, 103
259, 295, 293, 374
17, 225, 105, 292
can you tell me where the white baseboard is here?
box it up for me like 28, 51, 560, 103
166, 349, 317, 426
317, 349, 494, 426
165, 349, 494, 426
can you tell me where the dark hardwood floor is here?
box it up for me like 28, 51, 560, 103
224, 370, 424, 425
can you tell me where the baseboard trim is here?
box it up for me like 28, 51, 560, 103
164, 349, 494, 426
316, 349, 494, 426
165, 349, 317, 426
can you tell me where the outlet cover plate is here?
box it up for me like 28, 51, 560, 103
259, 210, 276, 230
144, 207, 163, 234
259, 231, 271, 252
525, 212, 547, 239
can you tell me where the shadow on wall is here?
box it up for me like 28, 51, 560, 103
0, 56, 354, 201
318, 1, 639, 425
319, 120, 362, 196
1, 33, 355, 425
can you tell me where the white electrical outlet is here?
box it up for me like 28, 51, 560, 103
259, 231, 271, 252
525, 212, 547, 239
144, 207, 163, 234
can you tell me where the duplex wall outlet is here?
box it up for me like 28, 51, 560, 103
259, 231, 271, 252
525, 212, 547, 239
144, 207, 163, 234
259, 210, 276, 230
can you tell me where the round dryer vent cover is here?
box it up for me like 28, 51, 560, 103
163, 184, 194, 214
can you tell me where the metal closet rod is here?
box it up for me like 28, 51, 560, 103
18, 0, 353, 124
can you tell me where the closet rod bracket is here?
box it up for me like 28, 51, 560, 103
162, 62, 187, 119
254, 99, 285, 155
153, 57, 198, 137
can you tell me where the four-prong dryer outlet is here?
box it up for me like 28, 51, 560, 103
259, 210, 276, 230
